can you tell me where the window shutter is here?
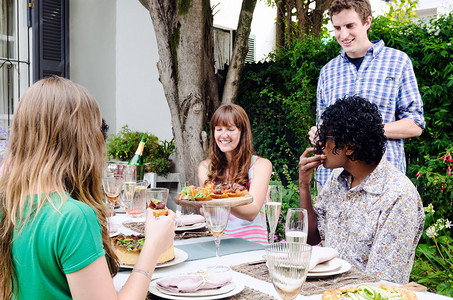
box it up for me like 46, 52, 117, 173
245, 35, 256, 63
32, 0, 69, 82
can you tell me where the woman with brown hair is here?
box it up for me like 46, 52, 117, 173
0, 77, 175, 300
198, 104, 272, 244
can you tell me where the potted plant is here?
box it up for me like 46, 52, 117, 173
144, 139, 175, 176
106, 125, 175, 176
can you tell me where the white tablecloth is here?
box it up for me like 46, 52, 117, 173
111, 215, 449, 299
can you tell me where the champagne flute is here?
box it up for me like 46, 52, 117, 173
285, 208, 308, 244
102, 175, 124, 216
202, 203, 231, 272
266, 185, 282, 243
121, 165, 137, 214
266, 242, 312, 300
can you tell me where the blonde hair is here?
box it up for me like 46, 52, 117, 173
205, 104, 254, 187
0, 77, 119, 299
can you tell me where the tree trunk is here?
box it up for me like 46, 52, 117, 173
276, 0, 286, 49
295, 0, 310, 40
294, 0, 333, 39
142, 0, 218, 185
312, 0, 334, 38
285, 0, 293, 48
222, 0, 257, 104
140, 0, 256, 185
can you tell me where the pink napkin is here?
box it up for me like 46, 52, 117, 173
309, 246, 338, 271
157, 272, 232, 293
176, 214, 205, 226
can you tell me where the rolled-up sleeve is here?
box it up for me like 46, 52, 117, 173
397, 57, 425, 129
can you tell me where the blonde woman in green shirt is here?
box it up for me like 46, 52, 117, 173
0, 77, 175, 300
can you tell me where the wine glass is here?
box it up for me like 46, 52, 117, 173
266, 185, 282, 243
285, 208, 308, 244
266, 242, 312, 300
102, 175, 124, 216
202, 203, 231, 272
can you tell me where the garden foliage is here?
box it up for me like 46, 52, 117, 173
236, 36, 339, 184
238, 13, 453, 293
237, 12, 453, 216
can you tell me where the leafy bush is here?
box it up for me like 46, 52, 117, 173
145, 157, 172, 176
106, 125, 160, 162
411, 147, 453, 227
237, 36, 339, 184
411, 204, 453, 297
369, 14, 453, 185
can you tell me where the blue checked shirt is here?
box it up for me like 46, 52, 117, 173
315, 40, 425, 185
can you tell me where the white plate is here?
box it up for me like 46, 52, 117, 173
175, 222, 206, 232
307, 258, 351, 278
109, 231, 120, 237
149, 279, 244, 300
120, 248, 188, 269
309, 257, 343, 273
156, 280, 236, 297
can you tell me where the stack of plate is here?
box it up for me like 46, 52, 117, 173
307, 257, 351, 278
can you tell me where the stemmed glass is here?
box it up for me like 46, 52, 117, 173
265, 185, 282, 243
266, 242, 312, 300
202, 203, 231, 272
121, 165, 137, 216
102, 175, 124, 216
285, 208, 308, 244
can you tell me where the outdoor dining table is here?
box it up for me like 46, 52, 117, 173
111, 214, 450, 300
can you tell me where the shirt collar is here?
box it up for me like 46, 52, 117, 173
335, 157, 388, 194
339, 40, 385, 60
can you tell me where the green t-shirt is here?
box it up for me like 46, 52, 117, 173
9, 193, 105, 299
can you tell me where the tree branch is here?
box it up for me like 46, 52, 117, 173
221, 0, 257, 104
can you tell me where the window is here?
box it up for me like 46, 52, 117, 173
213, 26, 256, 72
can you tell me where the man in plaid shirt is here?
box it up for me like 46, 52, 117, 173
309, 0, 425, 186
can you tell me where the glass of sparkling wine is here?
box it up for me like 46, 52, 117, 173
285, 208, 308, 244
102, 175, 124, 216
266, 185, 282, 243
266, 242, 312, 300
202, 203, 231, 272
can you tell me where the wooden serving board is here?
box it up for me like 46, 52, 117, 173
174, 194, 253, 208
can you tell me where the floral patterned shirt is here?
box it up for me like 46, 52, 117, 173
314, 159, 424, 284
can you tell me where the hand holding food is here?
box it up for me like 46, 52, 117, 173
145, 208, 175, 255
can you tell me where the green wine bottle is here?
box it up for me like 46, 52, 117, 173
128, 137, 146, 165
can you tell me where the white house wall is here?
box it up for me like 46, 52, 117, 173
69, 0, 117, 134
115, 0, 172, 141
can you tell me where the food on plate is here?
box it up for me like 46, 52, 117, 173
149, 197, 168, 217
179, 185, 213, 201
113, 234, 174, 265
322, 284, 416, 300
178, 183, 249, 200
211, 183, 230, 198
227, 183, 249, 197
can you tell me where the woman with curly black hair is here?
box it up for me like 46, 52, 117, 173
299, 95, 424, 284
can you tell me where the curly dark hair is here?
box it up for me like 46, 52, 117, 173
314, 95, 386, 165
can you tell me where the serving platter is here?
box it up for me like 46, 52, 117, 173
174, 194, 253, 208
